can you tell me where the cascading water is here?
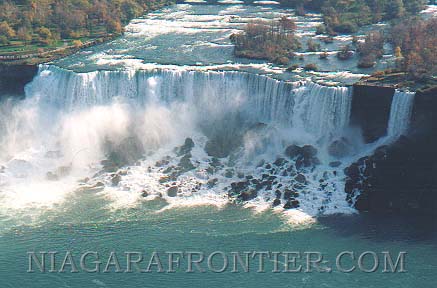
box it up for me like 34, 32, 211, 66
387, 90, 416, 138
1, 64, 411, 219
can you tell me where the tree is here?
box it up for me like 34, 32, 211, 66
106, 19, 123, 34
394, 46, 402, 58
17, 26, 33, 45
36, 26, 53, 45
0, 21, 16, 38
0, 35, 10, 46
279, 16, 296, 34
385, 0, 405, 19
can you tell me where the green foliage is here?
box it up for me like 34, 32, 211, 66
0, 35, 10, 46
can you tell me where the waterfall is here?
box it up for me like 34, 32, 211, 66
387, 90, 416, 138
26, 65, 352, 142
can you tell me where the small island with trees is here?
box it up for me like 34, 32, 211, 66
230, 0, 436, 85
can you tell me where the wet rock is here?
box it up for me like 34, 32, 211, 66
328, 138, 352, 158
256, 160, 266, 168
275, 190, 282, 199
273, 158, 287, 167
224, 169, 234, 178
155, 159, 170, 167
295, 173, 306, 184
111, 174, 122, 186
230, 181, 249, 194
207, 178, 218, 188
284, 199, 299, 209
302, 145, 318, 158
141, 190, 148, 197
210, 158, 222, 168
238, 190, 257, 201
283, 189, 292, 200
272, 198, 281, 207
329, 161, 342, 168
167, 186, 178, 197
101, 159, 119, 173
344, 163, 360, 181
265, 164, 272, 169
175, 138, 195, 156
106, 136, 145, 167
88, 182, 105, 191
285, 145, 302, 158
178, 154, 195, 172
163, 166, 175, 174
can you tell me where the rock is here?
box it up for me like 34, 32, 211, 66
230, 181, 249, 194
283, 199, 300, 209
167, 186, 178, 197
178, 154, 195, 172
224, 169, 234, 178
273, 158, 287, 167
328, 138, 352, 158
329, 161, 342, 168
344, 163, 360, 181
285, 145, 302, 158
265, 164, 272, 169
155, 159, 169, 167
295, 173, 306, 184
175, 138, 194, 156
272, 199, 281, 207
111, 174, 122, 186
275, 190, 282, 199
302, 145, 317, 158
256, 160, 266, 168
207, 178, 218, 188
283, 189, 292, 200
238, 190, 257, 201
90, 182, 105, 190
141, 190, 148, 197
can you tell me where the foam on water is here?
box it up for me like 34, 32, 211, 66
0, 64, 416, 225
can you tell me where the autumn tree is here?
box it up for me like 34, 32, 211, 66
0, 21, 16, 39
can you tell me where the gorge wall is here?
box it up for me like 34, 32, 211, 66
348, 85, 437, 216
0, 64, 38, 98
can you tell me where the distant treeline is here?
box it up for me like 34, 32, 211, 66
0, 0, 174, 46
280, 0, 428, 33
358, 17, 437, 79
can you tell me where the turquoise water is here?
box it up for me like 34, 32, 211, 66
1, 203, 436, 287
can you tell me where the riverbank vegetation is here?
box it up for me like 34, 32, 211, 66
356, 17, 437, 80
389, 17, 437, 79
230, 17, 301, 65
0, 0, 174, 59
280, 0, 428, 33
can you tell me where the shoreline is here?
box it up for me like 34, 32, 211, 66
0, 34, 119, 66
